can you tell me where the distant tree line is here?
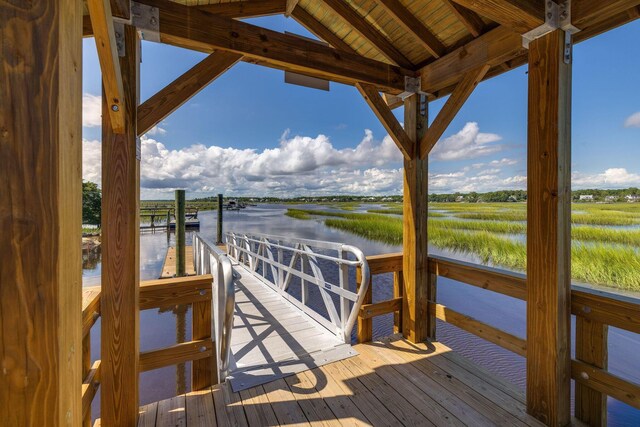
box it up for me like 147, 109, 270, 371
83, 181, 101, 226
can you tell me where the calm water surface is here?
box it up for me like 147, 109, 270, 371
84, 204, 640, 425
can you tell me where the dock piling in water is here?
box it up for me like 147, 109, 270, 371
175, 189, 186, 277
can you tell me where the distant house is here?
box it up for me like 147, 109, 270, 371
579, 195, 594, 201
626, 195, 640, 203
455, 195, 465, 202
605, 195, 618, 203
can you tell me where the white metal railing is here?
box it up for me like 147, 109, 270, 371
193, 233, 234, 380
225, 231, 370, 343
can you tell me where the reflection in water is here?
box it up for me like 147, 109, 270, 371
84, 204, 640, 425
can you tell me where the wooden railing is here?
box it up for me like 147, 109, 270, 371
357, 252, 640, 426
80, 274, 214, 425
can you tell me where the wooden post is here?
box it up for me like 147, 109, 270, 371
82, 334, 92, 427
217, 193, 224, 245
175, 189, 186, 277
393, 271, 403, 334
526, 29, 572, 427
101, 24, 140, 427
402, 94, 430, 343
0, 1, 82, 424
356, 267, 373, 343
575, 317, 608, 426
192, 298, 217, 388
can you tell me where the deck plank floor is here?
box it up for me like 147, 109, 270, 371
140, 335, 546, 427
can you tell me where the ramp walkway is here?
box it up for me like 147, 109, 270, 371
193, 232, 370, 392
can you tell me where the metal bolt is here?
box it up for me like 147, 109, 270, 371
547, 12, 553, 19
582, 306, 591, 314
111, 104, 119, 112
200, 346, 207, 352
199, 290, 207, 296
150, 17, 157, 26
580, 371, 589, 380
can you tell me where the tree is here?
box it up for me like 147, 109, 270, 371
83, 181, 101, 226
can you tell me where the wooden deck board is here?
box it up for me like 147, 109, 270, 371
142, 336, 545, 426
160, 246, 196, 278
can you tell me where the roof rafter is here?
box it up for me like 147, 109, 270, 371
197, 0, 286, 18
442, 0, 486, 37
137, 50, 242, 136
321, 0, 415, 69
111, 0, 130, 19
449, 0, 544, 33
419, 64, 490, 158
291, 6, 357, 53
135, 0, 411, 93
374, 0, 446, 58
356, 83, 414, 160
87, 0, 126, 133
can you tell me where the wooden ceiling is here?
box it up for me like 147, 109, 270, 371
83, 0, 640, 98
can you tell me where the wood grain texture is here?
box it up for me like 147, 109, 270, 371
393, 271, 404, 334
87, 0, 126, 132
356, 83, 414, 159
134, 0, 409, 93
359, 297, 403, 320
101, 24, 140, 427
574, 317, 608, 426
140, 274, 212, 310
82, 361, 101, 421
442, 0, 486, 37
375, 0, 446, 58
356, 267, 373, 343
366, 252, 403, 274
139, 340, 213, 372
192, 299, 216, 389
571, 359, 640, 410
0, 0, 82, 424
198, 0, 286, 18
138, 50, 241, 136
526, 29, 571, 427
291, 6, 357, 53
321, 0, 414, 68
402, 94, 430, 343
419, 64, 490, 158
450, 0, 543, 33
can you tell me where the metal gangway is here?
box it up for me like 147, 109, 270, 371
193, 232, 370, 392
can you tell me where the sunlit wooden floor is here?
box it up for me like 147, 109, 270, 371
135, 335, 545, 427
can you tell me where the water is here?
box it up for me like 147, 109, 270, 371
83, 204, 640, 425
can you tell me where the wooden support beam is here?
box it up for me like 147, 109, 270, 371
291, 6, 357, 53
382, 93, 404, 110
139, 340, 213, 372
285, 0, 300, 17
0, 0, 82, 424
402, 94, 430, 343
198, 0, 286, 18
356, 83, 414, 159
575, 317, 608, 426
374, 0, 446, 58
110, 0, 130, 20
135, 0, 409, 93
356, 267, 373, 343
321, 0, 414, 68
419, 64, 490, 158
442, 0, 486, 37
138, 50, 241, 136
101, 24, 140, 427
450, 0, 544, 33
526, 29, 572, 427
192, 300, 217, 389
87, 0, 127, 132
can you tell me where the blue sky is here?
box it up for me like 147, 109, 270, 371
81, 16, 640, 198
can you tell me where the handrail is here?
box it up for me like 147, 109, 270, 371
193, 233, 235, 380
226, 231, 370, 343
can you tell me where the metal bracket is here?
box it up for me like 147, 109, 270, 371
397, 76, 429, 100
522, 0, 580, 63
114, 22, 125, 57
131, 1, 160, 43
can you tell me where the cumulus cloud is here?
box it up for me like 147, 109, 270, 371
83, 139, 102, 183
83, 93, 102, 128
573, 168, 640, 188
145, 125, 167, 136
624, 112, 640, 128
430, 122, 504, 161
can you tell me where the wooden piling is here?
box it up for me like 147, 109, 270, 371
217, 193, 224, 244
175, 190, 186, 277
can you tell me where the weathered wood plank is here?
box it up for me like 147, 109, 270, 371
192, 299, 216, 389
291, 6, 357, 53
356, 83, 414, 159
0, 0, 82, 423
238, 386, 280, 426
139, 274, 212, 310
83, 286, 102, 337
198, 0, 286, 18
138, 402, 158, 427
367, 252, 403, 274
321, 0, 414, 68
100, 24, 140, 427
526, 29, 572, 427
139, 339, 213, 372
87, 0, 126, 132
450, 0, 544, 33
161, 245, 196, 278
442, 0, 486, 37
138, 51, 242, 136
356, 266, 373, 343
571, 359, 640, 409
135, 0, 410, 93
359, 297, 403, 320
402, 94, 430, 343
157, 394, 187, 427
574, 317, 608, 426
185, 389, 217, 427
419, 64, 490, 158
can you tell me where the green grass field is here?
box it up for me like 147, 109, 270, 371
285, 202, 640, 292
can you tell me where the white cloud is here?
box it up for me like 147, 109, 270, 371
573, 168, 640, 188
430, 122, 504, 161
624, 112, 640, 128
83, 139, 102, 183
145, 125, 167, 136
82, 93, 102, 128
